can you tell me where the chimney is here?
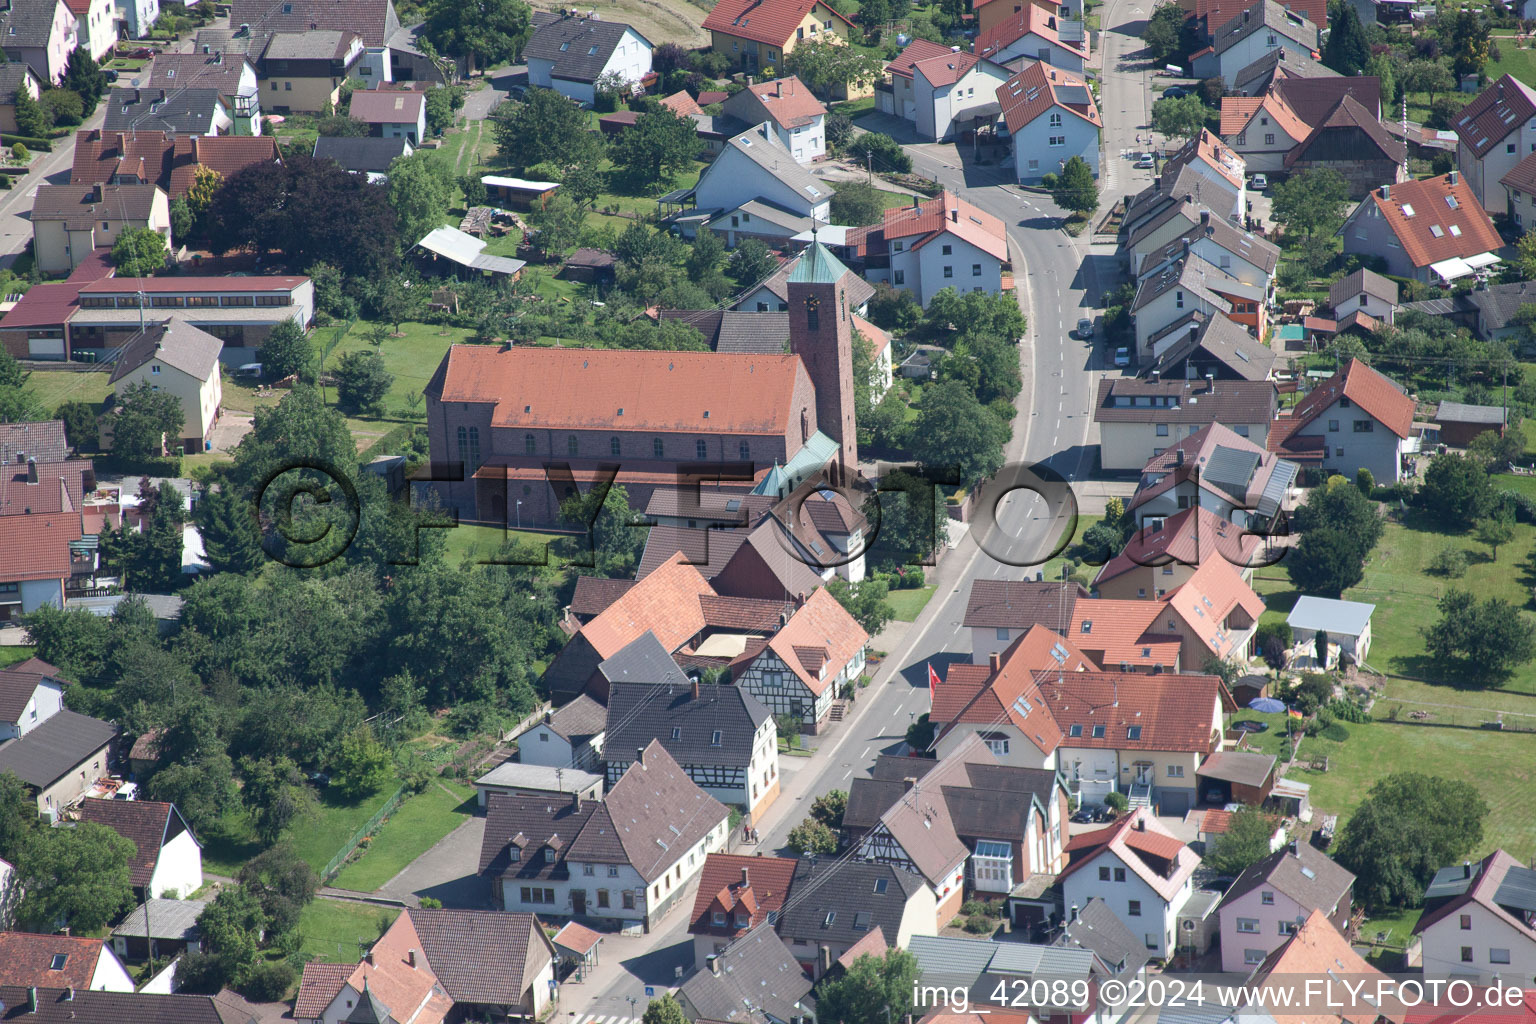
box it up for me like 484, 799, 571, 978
1135, 816, 1147, 831
63, 988, 73, 1002
951, 208, 959, 222
92, 183, 104, 203
1381, 183, 1390, 200
1448, 169, 1459, 186
1175, 448, 1185, 467
903, 777, 918, 792
1150, 369, 1160, 383
637, 746, 646, 767
407, 949, 417, 968
1288, 839, 1299, 856
571, 791, 582, 812
1464, 860, 1472, 878
708, 955, 721, 976
742, 867, 751, 889
819, 946, 833, 974
15, 451, 24, 464
26, 457, 37, 484
363, 951, 374, 966
1070, 904, 1079, 922
776, 80, 782, 96
989, 651, 1001, 672
1200, 209, 1210, 225
692, 677, 700, 701
544, 710, 552, 724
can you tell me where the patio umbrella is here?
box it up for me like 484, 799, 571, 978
1248, 697, 1286, 713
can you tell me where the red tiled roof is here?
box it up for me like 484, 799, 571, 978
1284, 93, 1404, 169
0, 282, 85, 329
0, 513, 81, 583
1162, 557, 1266, 661
1124, 827, 1187, 862
552, 920, 604, 955
1454, 74, 1536, 159
1276, 358, 1415, 445
79, 276, 307, 294
935, 627, 1077, 755
71, 129, 282, 200
349, 89, 425, 123
169, 135, 283, 198
0, 933, 111, 991
738, 76, 826, 128
1039, 670, 1224, 753
1252, 910, 1397, 1024
1067, 599, 1180, 669
975, 3, 1086, 62
881, 190, 1009, 262
430, 345, 811, 437
997, 60, 1101, 137
580, 552, 715, 659
1055, 808, 1199, 903
886, 38, 954, 80
294, 962, 353, 1019
698, 90, 730, 105
761, 587, 868, 696
688, 852, 799, 936
1200, 807, 1234, 834
660, 90, 704, 117
1219, 96, 1262, 135
703, 0, 854, 48
1358, 173, 1501, 271
1093, 506, 1263, 588
912, 50, 984, 88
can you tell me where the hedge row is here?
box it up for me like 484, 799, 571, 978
0, 134, 51, 152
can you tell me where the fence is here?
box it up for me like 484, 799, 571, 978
1377, 697, 1536, 733
320, 783, 409, 884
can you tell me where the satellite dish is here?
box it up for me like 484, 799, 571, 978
1182, 920, 1196, 931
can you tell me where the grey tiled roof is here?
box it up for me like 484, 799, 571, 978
0, 420, 69, 464
313, 135, 412, 173
104, 89, 225, 135
0, 709, 117, 789
606, 678, 770, 770
1233, 46, 1337, 94
777, 858, 926, 947
678, 924, 814, 1024
524, 11, 649, 84
0, 0, 60, 49
1468, 279, 1536, 331
229, 0, 400, 48
0, 61, 35, 103
0, 987, 255, 1024
598, 632, 691, 690
1210, 0, 1317, 57
108, 319, 223, 384
407, 908, 553, 1006
1328, 267, 1398, 310
545, 692, 609, 742
1218, 841, 1354, 915
1144, 312, 1278, 383
112, 897, 210, 940
1058, 898, 1149, 977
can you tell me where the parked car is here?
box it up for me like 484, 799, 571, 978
1075, 317, 1093, 339
102, 69, 118, 82
1250, 173, 1269, 190
509, 83, 528, 99
1162, 86, 1188, 99
128, 46, 154, 58
1135, 152, 1155, 169
1114, 346, 1130, 368
1070, 807, 1095, 823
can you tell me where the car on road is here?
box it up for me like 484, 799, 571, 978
1114, 346, 1130, 367
1070, 807, 1095, 823
1075, 317, 1093, 339
509, 83, 528, 99
1135, 152, 1155, 169
1250, 173, 1269, 190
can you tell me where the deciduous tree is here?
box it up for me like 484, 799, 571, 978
783, 38, 887, 98
332, 349, 394, 413
1423, 588, 1536, 682
816, 949, 921, 1024
910, 380, 1007, 484
423, 0, 530, 71
1203, 807, 1281, 875
491, 89, 603, 172
1150, 92, 1210, 141
15, 821, 135, 932
609, 108, 699, 187
1418, 452, 1493, 528
1334, 773, 1487, 909
1270, 168, 1350, 244
386, 151, 455, 246
257, 320, 314, 382
526, 192, 587, 257
830, 181, 888, 226
110, 382, 184, 460
1052, 155, 1099, 216
111, 227, 168, 276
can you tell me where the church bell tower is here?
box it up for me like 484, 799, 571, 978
786, 240, 858, 484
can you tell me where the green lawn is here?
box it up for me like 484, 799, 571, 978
1489, 36, 1536, 83
0, 647, 36, 668
297, 899, 399, 964
22, 369, 112, 413
322, 320, 476, 424
441, 522, 567, 564
330, 781, 475, 893
289, 786, 403, 874
886, 584, 937, 622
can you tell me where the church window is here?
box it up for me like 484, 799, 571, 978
653, 438, 664, 458
611, 436, 621, 456
524, 433, 535, 455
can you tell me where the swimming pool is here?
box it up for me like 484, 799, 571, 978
1276, 324, 1306, 342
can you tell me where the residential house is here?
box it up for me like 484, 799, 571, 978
705, 200, 821, 249
472, 763, 603, 809
0, 62, 40, 133
1232, 46, 1338, 96
929, 625, 1095, 765
1141, 311, 1280, 383
66, 0, 116, 63
1413, 850, 1536, 984
677, 924, 815, 1024
1130, 208, 1280, 289
111, 896, 209, 962
0, 987, 255, 1022
0, 513, 83, 620
0, 932, 135, 992
30, 183, 171, 276
1328, 268, 1398, 329
0, 419, 70, 462
1283, 95, 1406, 196
525, 10, 652, 106
1501, 151, 1536, 230
693, 122, 835, 225
227, 0, 444, 86
976, 5, 1088, 71
103, 88, 233, 136
146, 52, 261, 135
478, 741, 730, 929
293, 908, 557, 1024
604, 675, 780, 818
349, 87, 427, 143
905, 50, 1013, 143
1159, 129, 1248, 211
116, 0, 158, 38
688, 852, 798, 968
0, 708, 117, 815
1248, 911, 1386, 1019
1188, 0, 1327, 42
777, 858, 934, 979
733, 585, 869, 734
844, 744, 1071, 895
1455, 74, 1536, 217
858, 191, 1010, 305
997, 60, 1102, 185
734, 245, 875, 314
1127, 423, 1298, 531
1219, 87, 1311, 173
71, 130, 284, 201
1132, 255, 1265, 359
702, 0, 856, 84
258, 30, 364, 114
722, 76, 826, 162
66, 274, 312, 365
1340, 172, 1503, 284
1094, 376, 1278, 471
1043, 669, 1230, 811
0, 0, 76, 85
1267, 358, 1415, 484
908, 936, 1110, 1020
1121, 163, 1240, 246
1218, 840, 1355, 971
962, 579, 1089, 665
0, 657, 67, 740
879, 39, 957, 124
105, 319, 223, 456
973, 0, 1064, 40
516, 693, 606, 770
312, 134, 413, 180
1093, 506, 1263, 600
1192, 0, 1320, 88
1435, 400, 1506, 447
75, 798, 203, 901
1056, 898, 1152, 979
1056, 809, 1200, 957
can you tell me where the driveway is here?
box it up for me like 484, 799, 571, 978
374, 813, 490, 908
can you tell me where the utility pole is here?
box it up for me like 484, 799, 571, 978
867, 151, 873, 184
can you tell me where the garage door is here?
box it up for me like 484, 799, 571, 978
1160, 789, 1190, 816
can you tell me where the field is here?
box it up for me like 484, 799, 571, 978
297, 899, 399, 963
322, 319, 475, 424
441, 522, 568, 564
331, 781, 475, 892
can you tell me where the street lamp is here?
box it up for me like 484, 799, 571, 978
516, 499, 522, 530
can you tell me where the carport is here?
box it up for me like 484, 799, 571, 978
1196, 750, 1276, 806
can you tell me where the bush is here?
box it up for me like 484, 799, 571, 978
9, 143, 25, 162
240, 959, 297, 1001
1429, 547, 1468, 578
963, 914, 995, 934
1103, 790, 1129, 814
0, 133, 51, 152
1320, 722, 1351, 742
1355, 467, 1374, 496
1327, 699, 1370, 724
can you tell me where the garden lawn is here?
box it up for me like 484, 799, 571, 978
441, 522, 567, 564
288, 785, 402, 875
0, 647, 35, 668
1488, 37, 1536, 85
886, 585, 937, 622
298, 899, 398, 963
324, 320, 475, 423
22, 369, 112, 413
330, 781, 475, 892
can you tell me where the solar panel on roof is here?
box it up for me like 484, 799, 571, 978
1495, 865, 1536, 914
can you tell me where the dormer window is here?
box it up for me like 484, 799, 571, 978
544, 848, 555, 863
713, 911, 727, 926
735, 914, 750, 927
509, 848, 521, 862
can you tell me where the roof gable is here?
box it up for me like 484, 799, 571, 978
1353, 173, 1501, 270
703, 0, 853, 47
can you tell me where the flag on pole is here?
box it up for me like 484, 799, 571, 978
927, 663, 941, 689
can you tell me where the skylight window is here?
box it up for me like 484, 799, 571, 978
560, 41, 570, 50
1446, 194, 1459, 209
1127, 726, 1143, 740
1069, 724, 1083, 737
1012, 695, 1032, 718
1430, 225, 1444, 237
873, 878, 888, 894
1091, 724, 1106, 738
1450, 224, 1462, 236
1401, 203, 1415, 217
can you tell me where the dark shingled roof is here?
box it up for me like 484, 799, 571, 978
777, 859, 926, 947
1218, 841, 1355, 915
1143, 312, 1279, 383
843, 754, 1059, 839
406, 908, 554, 1007
229, 0, 401, 48
75, 799, 195, 889
677, 924, 814, 1024
963, 579, 1088, 631
598, 632, 691, 690
569, 576, 638, 619
0, 709, 117, 789
605, 678, 770, 770
0, 420, 69, 464
30, 183, 162, 229
1467, 279, 1536, 332
104, 89, 225, 136
0, 0, 61, 48
1057, 898, 1150, 977
1328, 268, 1398, 310
1094, 377, 1277, 426
525, 10, 651, 84
543, 693, 609, 742
0, 62, 36, 104
312, 135, 413, 174
0, 986, 254, 1024
656, 309, 792, 354
0, 666, 62, 726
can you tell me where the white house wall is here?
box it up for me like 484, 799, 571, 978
149, 826, 203, 899
1010, 112, 1099, 184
